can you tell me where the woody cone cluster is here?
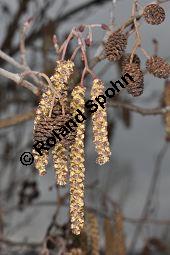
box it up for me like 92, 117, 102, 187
70, 85, 86, 235
91, 79, 111, 165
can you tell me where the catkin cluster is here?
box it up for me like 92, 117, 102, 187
91, 79, 111, 164
70, 85, 86, 235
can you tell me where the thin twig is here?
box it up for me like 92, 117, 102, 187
0, 68, 39, 95
129, 142, 169, 252
0, 110, 35, 129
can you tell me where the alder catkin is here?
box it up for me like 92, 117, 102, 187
70, 85, 86, 235
52, 143, 68, 185
50, 60, 75, 185
33, 89, 54, 176
91, 79, 111, 165
86, 212, 100, 255
164, 80, 170, 141
33, 60, 75, 176
50, 59, 75, 95
112, 209, 126, 255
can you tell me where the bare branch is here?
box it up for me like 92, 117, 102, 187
0, 68, 39, 95
0, 110, 35, 129
109, 100, 170, 116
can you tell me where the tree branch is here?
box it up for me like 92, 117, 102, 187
0, 110, 35, 129
109, 100, 170, 116
0, 68, 39, 95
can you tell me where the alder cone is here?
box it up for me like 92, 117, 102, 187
143, 4, 165, 25
146, 56, 170, 79
33, 100, 76, 148
104, 31, 127, 61
123, 63, 144, 97
121, 53, 141, 71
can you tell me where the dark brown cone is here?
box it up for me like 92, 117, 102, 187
143, 4, 165, 25
104, 31, 127, 61
33, 100, 76, 148
121, 53, 141, 71
146, 56, 170, 79
123, 63, 144, 97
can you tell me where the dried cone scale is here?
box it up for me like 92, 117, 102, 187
33, 60, 74, 176
123, 63, 144, 97
70, 85, 86, 235
164, 80, 170, 141
146, 56, 170, 79
91, 79, 111, 165
104, 31, 127, 61
143, 4, 166, 25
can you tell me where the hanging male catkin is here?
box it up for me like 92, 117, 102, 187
33, 88, 54, 176
50, 60, 75, 185
70, 85, 86, 235
33, 60, 75, 176
112, 209, 126, 255
91, 79, 111, 165
86, 212, 100, 255
164, 80, 170, 141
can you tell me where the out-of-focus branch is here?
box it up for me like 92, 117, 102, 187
0, 68, 39, 95
109, 100, 170, 115
0, 110, 35, 129
0, 237, 42, 248
0, 50, 27, 71
129, 142, 169, 252
0, 100, 170, 130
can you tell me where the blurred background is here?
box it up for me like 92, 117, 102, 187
0, 0, 170, 254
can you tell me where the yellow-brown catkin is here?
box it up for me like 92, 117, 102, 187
164, 80, 170, 141
33, 89, 54, 176
52, 143, 68, 185
86, 212, 100, 255
51, 60, 74, 184
112, 209, 126, 255
104, 218, 115, 255
66, 248, 83, 255
50, 60, 75, 96
70, 85, 86, 235
91, 79, 111, 165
